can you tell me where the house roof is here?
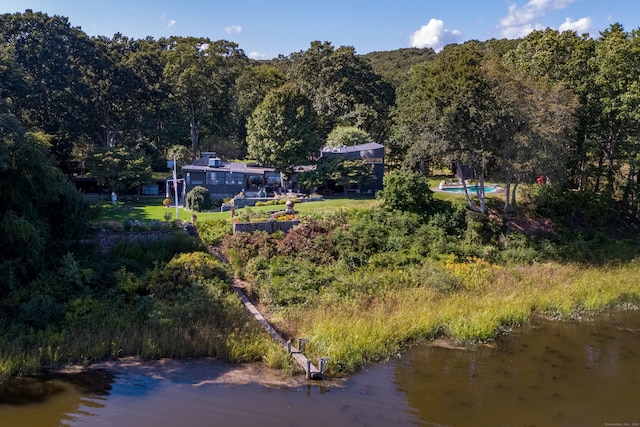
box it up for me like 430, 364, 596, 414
182, 159, 276, 175
320, 142, 384, 154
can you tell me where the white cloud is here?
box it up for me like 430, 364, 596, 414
248, 51, 268, 60
498, 0, 577, 38
558, 16, 592, 35
409, 19, 462, 52
225, 25, 242, 35
167, 20, 176, 28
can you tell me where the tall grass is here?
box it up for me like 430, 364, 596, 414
0, 246, 280, 380
0, 297, 278, 379
280, 259, 640, 375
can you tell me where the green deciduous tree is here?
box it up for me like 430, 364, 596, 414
503, 28, 600, 194
297, 158, 373, 194
0, 127, 88, 294
162, 37, 247, 159
86, 147, 153, 195
486, 59, 577, 213
246, 83, 321, 183
287, 41, 394, 142
394, 40, 577, 215
393, 42, 500, 214
325, 126, 371, 148
0, 10, 95, 172
593, 24, 640, 204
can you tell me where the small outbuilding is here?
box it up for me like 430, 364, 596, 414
315, 142, 385, 193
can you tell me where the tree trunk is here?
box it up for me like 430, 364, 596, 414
457, 161, 481, 213
419, 158, 427, 175
503, 180, 511, 216
189, 103, 199, 159
478, 173, 486, 215
511, 182, 519, 206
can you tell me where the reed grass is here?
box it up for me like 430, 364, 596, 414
280, 259, 640, 375
0, 285, 278, 380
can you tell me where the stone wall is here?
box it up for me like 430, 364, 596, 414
232, 220, 300, 234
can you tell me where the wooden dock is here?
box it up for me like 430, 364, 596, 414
231, 278, 325, 380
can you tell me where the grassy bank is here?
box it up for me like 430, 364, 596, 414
221, 193, 640, 375
0, 235, 294, 379
4, 188, 639, 380
285, 260, 640, 373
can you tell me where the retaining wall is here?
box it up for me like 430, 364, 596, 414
232, 220, 299, 234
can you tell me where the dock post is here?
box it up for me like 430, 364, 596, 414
319, 358, 330, 374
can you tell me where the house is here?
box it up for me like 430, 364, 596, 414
181, 142, 385, 200
313, 142, 385, 194
181, 152, 281, 200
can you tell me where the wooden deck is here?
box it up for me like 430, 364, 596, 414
231, 278, 324, 380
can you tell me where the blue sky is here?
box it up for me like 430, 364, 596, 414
2, 0, 638, 59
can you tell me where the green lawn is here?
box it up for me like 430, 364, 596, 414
92, 179, 506, 225
93, 195, 381, 224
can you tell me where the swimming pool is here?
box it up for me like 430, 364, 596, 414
439, 185, 499, 194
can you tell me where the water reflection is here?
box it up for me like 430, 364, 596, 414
394, 311, 640, 426
0, 370, 113, 427
62, 360, 420, 427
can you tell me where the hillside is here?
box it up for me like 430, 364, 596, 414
362, 47, 436, 87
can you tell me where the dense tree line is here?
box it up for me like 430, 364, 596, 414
0, 11, 395, 183
2, 10, 640, 221
2, 11, 638, 208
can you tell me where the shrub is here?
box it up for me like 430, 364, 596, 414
220, 231, 281, 270
186, 186, 211, 212
277, 220, 337, 264
245, 256, 329, 307
18, 295, 62, 329
146, 252, 230, 299
528, 185, 619, 232
379, 170, 435, 217
198, 219, 232, 246
332, 210, 389, 269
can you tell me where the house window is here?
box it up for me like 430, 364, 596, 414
265, 172, 281, 187
226, 173, 242, 185
207, 172, 225, 185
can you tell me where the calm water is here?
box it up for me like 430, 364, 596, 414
1, 310, 639, 427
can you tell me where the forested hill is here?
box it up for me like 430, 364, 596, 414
259, 46, 438, 88
361, 47, 436, 87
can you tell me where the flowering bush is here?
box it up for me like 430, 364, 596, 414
273, 213, 296, 221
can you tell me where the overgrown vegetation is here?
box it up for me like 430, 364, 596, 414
1, 180, 639, 380
0, 233, 289, 379
219, 184, 640, 375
